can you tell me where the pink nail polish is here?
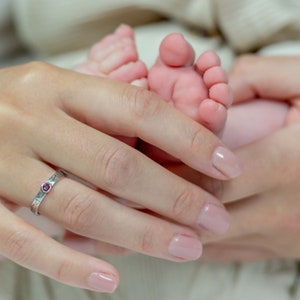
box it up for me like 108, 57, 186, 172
197, 203, 230, 234
168, 234, 202, 261
87, 272, 117, 293
212, 146, 242, 178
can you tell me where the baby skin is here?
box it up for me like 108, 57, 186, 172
74, 24, 292, 153
74, 24, 232, 159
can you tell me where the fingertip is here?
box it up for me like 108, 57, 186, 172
87, 269, 119, 293
212, 146, 243, 179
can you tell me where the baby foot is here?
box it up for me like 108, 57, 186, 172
148, 33, 232, 134
74, 24, 148, 88
74, 24, 148, 146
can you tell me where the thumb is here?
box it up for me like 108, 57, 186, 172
230, 55, 300, 103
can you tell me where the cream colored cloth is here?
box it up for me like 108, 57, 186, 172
10, 0, 300, 55
0, 0, 20, 59
0, 254, 299, 300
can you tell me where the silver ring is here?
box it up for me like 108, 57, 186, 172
31, 170, 66, 215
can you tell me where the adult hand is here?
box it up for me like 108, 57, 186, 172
0, 62, 240, 291
173, 55, 300, 262
202, 124, 300, 261
229, 55, 300, 122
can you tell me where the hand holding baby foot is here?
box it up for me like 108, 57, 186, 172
74, 25, 238, 190
76, 26, 232, 140
0, 60, 241, 291
171, 55, 300, 262
60, 26, 241, 257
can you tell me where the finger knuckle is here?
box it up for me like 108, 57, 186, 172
128, 87, 161, 120
55, 259, 75, 283
63, 192, 98, 234
172, 187, 197, 221
0, 62, 44, 95
5, 229, 33, 264
189, 127, 204, 150
0, 61, 54, 123
101, 146, 139, 190
138, 224, 156, 254
15, 62, 53, 89
1, 63, 60, 136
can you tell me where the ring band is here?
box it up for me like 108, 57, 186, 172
31, 170, 66, 215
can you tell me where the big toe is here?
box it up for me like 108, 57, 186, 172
159, 33, 195, 67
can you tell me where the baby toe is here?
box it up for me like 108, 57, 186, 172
209, 83, 233, 108
110, 61, 148, 83
198, 99, 228, 134
159, 33, 195, 67
203, 66, 228, 88
196, 51, 221, 73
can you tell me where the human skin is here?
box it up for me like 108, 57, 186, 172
61, 28, 292, 261
60, 25, 233, 254
75, 24, 231, 142
67, 123, 300, 262
62, 27, 300, 264
176, 55, 300, 261
0, 62, 241, 291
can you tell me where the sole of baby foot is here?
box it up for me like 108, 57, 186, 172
149, 34, 232, 135
144, 34, 232, 163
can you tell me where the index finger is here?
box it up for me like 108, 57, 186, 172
56, 68, 242, 180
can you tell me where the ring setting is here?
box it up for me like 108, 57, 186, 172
31, 170, 66, 215
41, 182, 52, 193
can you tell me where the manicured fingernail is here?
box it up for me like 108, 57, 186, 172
198, 203, 230, 234
87, 272, 118, 293
212, 146, 242, 178
168, 234, 202, 261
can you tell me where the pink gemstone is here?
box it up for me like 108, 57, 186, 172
41, 182, 52, 193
